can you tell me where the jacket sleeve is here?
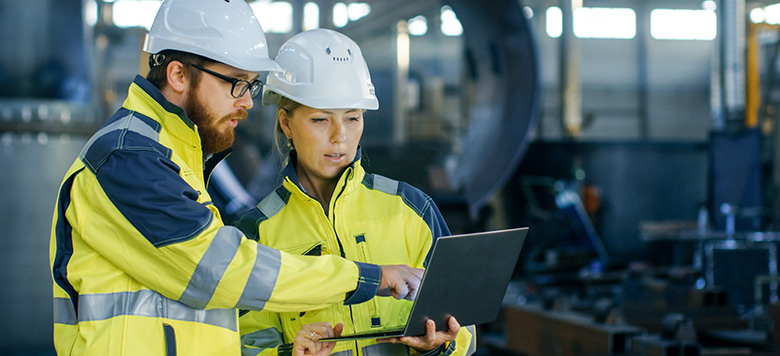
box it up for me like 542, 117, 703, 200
448, 325, 477, 356
76, 148, 380, 311
395, 181, 451, 268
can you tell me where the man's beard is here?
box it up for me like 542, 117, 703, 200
183, 88, 247, 154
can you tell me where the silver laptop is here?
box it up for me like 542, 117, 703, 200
321, 227, 528, 342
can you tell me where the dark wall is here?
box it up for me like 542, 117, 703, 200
500, 140, 709, 267
1, 0, 89, 101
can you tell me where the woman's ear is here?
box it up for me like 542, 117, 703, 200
279, 108, 292, 137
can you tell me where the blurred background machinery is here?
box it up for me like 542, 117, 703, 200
10, 0, 780, 355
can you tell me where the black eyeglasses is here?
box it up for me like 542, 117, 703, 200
191, 64, 263, 99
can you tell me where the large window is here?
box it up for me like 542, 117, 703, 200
546, 5, 717, 41
109, 0, 163, 30
650, 9, 716, 40
546, 7, 636, 39
333, 2, 371, 28
250, 1, 293, 33
105, 1, 332, 34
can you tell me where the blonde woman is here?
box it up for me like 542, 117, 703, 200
236, 29, 476, 356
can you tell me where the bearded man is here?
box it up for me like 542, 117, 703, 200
48, 1, 423, 354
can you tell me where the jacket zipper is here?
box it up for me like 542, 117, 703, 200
328, 169, 365, 353
329, 170, 350, 259
162, 323, 177, 356
354, 236, 382, 331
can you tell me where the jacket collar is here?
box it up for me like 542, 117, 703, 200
124, 75, 232, 176
282, 146, 365, 196
130, 75, 195, 129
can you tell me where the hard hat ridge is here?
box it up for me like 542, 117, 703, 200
143, 0, 281, 72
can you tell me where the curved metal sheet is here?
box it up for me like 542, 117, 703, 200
444, 0, 541, 215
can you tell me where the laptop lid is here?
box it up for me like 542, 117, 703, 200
322, 227, 528, 342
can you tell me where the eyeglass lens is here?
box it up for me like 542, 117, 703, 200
191, 64, 262, 99
230, 79, 262, 99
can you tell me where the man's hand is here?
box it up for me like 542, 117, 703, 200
293, 322, 344, 356
377, 265, 424, 300
377, 317, 460, 353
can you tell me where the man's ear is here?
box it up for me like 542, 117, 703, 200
166, 60, 189, 94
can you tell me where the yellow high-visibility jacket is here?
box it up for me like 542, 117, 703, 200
49, 76, 382, 356
235, 152, 476, 356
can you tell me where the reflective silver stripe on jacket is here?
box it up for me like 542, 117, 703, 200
371, 175, 399, 195
239, 330, 357, 356
180, 226, 243, 309
257, 190, 286, 218
53, 298, 77, 325
241, 327, 284, 356
362, 343, 406, 356
53, 290, 237, 331
464, 325, 477, 356
79, 112, 160, 162
236, 242, 282, 310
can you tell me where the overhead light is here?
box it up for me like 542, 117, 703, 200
408, 16, 428, 36
440, 6, 463, 36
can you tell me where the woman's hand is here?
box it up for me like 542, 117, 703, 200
376, 317, 460, 353
293, 322, 344, 356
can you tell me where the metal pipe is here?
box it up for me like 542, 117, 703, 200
637, 3, 649, 140
559, 0, 582, 137
716, 0, 746, 130
291, 0, 304, 33
319, 0, 333, 29
393, 20, 410, 147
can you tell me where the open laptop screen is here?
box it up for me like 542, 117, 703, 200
323, 227, 528, 341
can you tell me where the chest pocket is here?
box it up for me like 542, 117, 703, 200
279, 241, 326, 256
305, 244, 322, 256
353, 234, 372, 262
180, 168, 210, 204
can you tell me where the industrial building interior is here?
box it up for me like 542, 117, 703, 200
7, 0, 780, 355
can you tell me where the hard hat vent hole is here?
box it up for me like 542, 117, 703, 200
326, 46, 351, 62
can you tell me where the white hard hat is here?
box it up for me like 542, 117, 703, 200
143, 0, 281, 72
262, 29, 378, 110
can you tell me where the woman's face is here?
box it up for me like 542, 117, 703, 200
280, 105, 364, 185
